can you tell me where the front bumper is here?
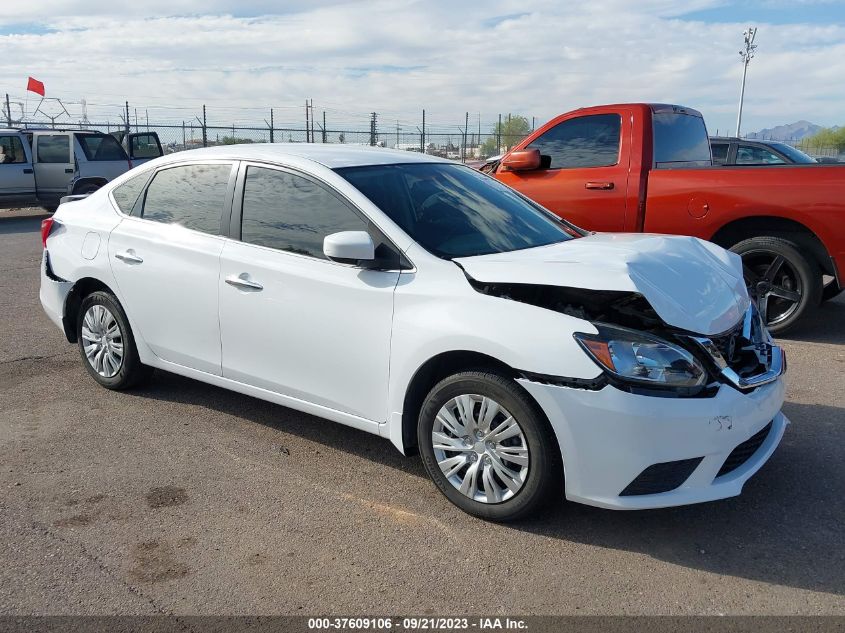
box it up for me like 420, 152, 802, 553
519, 377, 788, 510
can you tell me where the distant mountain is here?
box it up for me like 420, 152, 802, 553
746, 121, 822, 141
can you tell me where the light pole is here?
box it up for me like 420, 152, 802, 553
736, 26, 757, 138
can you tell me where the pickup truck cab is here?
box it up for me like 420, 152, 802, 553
488, 104, 845, 333
0, 129, 162, 211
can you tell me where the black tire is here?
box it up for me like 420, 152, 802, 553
730, 236, 822, 335
417, 371, 561, 522
77, 291, 152, 390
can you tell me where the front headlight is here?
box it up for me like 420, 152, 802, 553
574, 324, 707, 389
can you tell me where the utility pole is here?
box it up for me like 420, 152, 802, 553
182, 120, 186, 149
322, 111, 327, 143
370, 112, 378, 146
421, 109, 425, 153
5, 94, 11, 126
269, 108, 274, 143
202, 105, 207, 147
497, 113, 502, 154
463, 111, 469, 163
305, 100, 310, 142
125, 101, 130, 137
736, 26, 757, 138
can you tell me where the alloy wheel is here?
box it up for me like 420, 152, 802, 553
741, 250, 803, 328
432, 394, 529, 504
81, 304, 124, 378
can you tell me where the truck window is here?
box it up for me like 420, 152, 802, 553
527, 114, 620, 169
77, 134, 128, 161
36, 135, 70, 163
130, 133, 162, 159
0, 135, 26, 164
653, 112, 711, 168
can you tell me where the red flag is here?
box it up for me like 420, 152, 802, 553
26, 76, 45, 96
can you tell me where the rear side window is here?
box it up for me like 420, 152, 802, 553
130, 133, 162, 159
653, 113, 711, 167
77, 134, 128, 161
142, 164, 232, 235
0, 135, 27, 164
527, 114, 620, 169
111, 170, 150, 214
710, 142, 729, 164
36, 135, 70, 163
240, 166, 367, 259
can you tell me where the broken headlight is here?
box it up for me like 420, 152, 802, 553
574, 324, 707, 389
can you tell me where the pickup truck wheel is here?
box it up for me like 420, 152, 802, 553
731, 237, 821, 335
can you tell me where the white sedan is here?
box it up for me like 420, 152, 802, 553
39, 144, 788, 521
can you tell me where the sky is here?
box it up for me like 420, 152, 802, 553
1, 0, 844, 135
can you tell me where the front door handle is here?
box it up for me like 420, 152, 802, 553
585, 181, 614, 190
225, 274, 263, 291
65, 168, 74, 173
23, 168, 33, 174
114, 250, 143, 264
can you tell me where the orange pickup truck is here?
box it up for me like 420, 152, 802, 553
485, 103, 844, 333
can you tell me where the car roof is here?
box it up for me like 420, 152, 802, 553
155, 143, 453, 169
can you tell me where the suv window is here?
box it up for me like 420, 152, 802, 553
111, 170, 151, 214
736, 145, 786, 165
527, 114, 620, 168
710, 142, 729, 164
0, 135, 27, 164
142, 164, 232, 235
240, 166, 367, 259
77, 134, 128, 162
130, 133, 162, 159
36, 135, 70, 163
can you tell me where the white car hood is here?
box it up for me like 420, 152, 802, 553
454, 233, 750, 336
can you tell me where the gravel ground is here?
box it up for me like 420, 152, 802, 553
1, 207, 844, 615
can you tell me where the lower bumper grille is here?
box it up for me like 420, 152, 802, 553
620, 457, 704, 496
716, 421, 773, 478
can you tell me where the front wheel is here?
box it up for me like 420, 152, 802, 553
730, 236, 822, 335
417, 371, 561, 522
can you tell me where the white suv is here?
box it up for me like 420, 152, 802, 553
39, 144, 787, 521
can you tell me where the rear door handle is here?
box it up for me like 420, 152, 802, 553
585, 181, 614, 190
225, 274, 263, 291
23, 168, 33, 174
64, 168, 74, 173
114, 250, 143, 264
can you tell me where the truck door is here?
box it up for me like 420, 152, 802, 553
0, 133, 36, 206
127, 132, 164, 166
33, 132, 74, 200
496, 112, 631, 232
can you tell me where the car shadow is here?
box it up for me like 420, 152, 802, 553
776, 293, 845, 344
0, 210, 50, 235
131, 370, 844, 598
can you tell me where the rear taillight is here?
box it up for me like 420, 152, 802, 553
40, 218, 54, 249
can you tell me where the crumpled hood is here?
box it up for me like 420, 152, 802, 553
454, 233, 750, 336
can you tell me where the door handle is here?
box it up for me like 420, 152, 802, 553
585, 181, 614, 190
23, 168, 33, 174
114, 250, 143, 264
225, 274, 263, 291
65, 168, 74, 173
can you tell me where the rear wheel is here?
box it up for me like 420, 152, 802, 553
77, 291, 152, 390
417, 371, 560, 522
730, 236, 821, 335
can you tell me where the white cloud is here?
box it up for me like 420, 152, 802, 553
1, 0, 843, 134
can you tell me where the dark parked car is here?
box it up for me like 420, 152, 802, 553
709, 137, 817, 166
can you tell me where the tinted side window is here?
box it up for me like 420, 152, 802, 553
130, 134, 162, 159
527, 114, 620, 169
241, 166, 366, 259
710, 143, 729, 163
142, 164, 231, 235
111, 170, 150, 214
77, 134, 127, 161
0, 135, 27, 164
735, 145, 785, 165
36, 135, 70, 163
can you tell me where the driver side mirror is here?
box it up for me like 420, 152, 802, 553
501, 148, 541, 172
323, 231, 375, 265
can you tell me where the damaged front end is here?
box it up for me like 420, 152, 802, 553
468, 277, 784, 397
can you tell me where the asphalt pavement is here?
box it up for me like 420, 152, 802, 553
1, 207, 843, 615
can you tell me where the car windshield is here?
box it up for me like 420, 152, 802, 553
766, 142, 817, 164
336, 163, 580, 259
